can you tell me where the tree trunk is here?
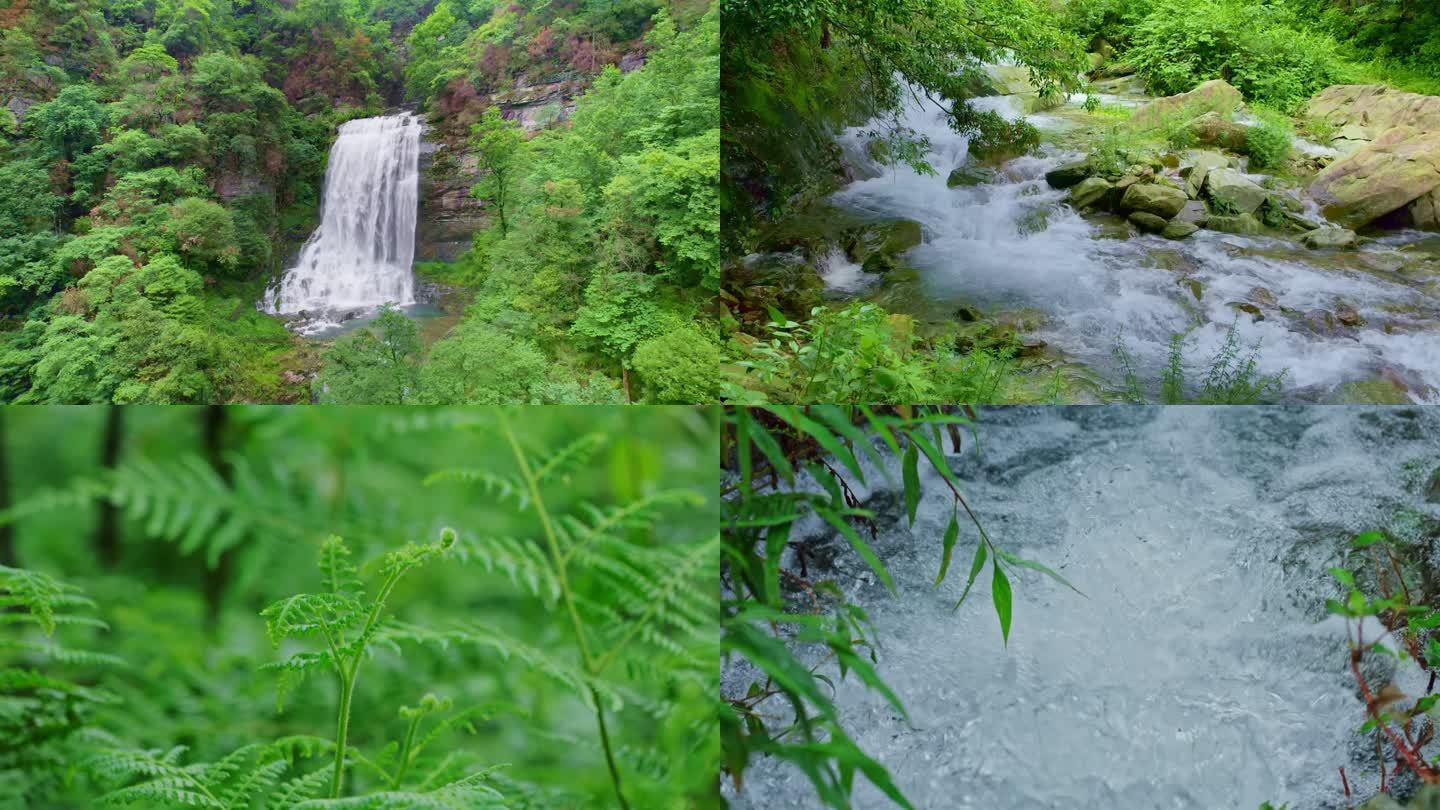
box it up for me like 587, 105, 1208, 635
95, 407, 124, 568
0, 412, 14, 568
201, 407, 236, 624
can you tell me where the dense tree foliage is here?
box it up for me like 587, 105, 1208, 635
1, 0, 719, 403
0, 0, 396, 402
337, 3, 721, 405
0, 405, 719, 807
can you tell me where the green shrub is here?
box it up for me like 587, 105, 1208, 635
1244, 114, 1293, 169
1127, 0, 1340, 112
632, 326, 721, 403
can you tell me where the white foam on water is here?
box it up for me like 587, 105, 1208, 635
825, 90, 1440, 400
727, 407, 1440, 809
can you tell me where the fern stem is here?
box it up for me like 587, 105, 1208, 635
499, 410, 630, 809
330, 671, 356, 798
591, 686, 632, 810
498, 411, 594, 665
391, 713, 423, 789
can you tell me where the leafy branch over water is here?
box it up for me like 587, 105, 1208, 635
720, 405, 1079, 807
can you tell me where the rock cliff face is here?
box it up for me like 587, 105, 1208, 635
416, 128, 486, 263
1306, 85, 1440, 230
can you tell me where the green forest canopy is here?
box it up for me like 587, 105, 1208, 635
0, 0, 718, 404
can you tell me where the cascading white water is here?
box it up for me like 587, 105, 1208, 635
264, 113, 420, 334
726, 407, 1440, 809
822, 87, 1440, 401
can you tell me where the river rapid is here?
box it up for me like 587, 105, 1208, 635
797, 83, 1440, 402
726, 406, 1440, 809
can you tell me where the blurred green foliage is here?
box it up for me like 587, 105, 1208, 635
0, 404, 719, 807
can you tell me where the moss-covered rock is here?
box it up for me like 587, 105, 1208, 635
1045, 160, 1093, 189
1204, 168, 1268, 215
1121, 183, 1187, 218
1070, 177, 1112, 209
1308, 125, 1440, 228
1128, 211, 1168, 233
947, 164, 998, 188
1299, 227, 1359, 249
1130, 79, 1243, 132
1204, 213, 1264, 234
1161, 220, 1199, 239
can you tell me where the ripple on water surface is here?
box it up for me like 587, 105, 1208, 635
726, 407, 1440, 809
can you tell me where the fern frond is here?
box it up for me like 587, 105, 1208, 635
293, 769, 505, 808
556, 489, 706, 562
447, 625, 626, 712
0, 566, 94, 635
423, 468, 525, 507
448, 535, 559, 604
261, 593, 364, 647
319, 535, 364, 599
532, 433, 606, 486
270, 764, 331, 807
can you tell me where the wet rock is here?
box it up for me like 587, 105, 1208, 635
1248, 286, 1278, 308
954, 305, 981, 322
1410, 186, 1440, 230
1128, 211, 1168, 233
1181, 150, 1231, 199
1335, 303, 1364, 326
1017, 206, 1052, 235
1227, 301, 1264, 321
1299, 227, 1359, 249
1184, 278, 1204, 300
1185, 111, 1248, 151
1130, 79, 1243, 132
1307, 84, 1440, 146
1308, 125, 1440, 228
861, 253, 898, 274
1278, 210, 1323, 232
1302, 308, 1337, 334
1045, 160, 1092, 189
1204, 213, 1263, 235
1204, 168, 1269, 214
1017, 338, 1049, 358
1069, 176, 1111, 209
948, 164, 998, 188
1175, 199, 1209, 225
845, 219, 923, 263
1162, 220, 1199, 239
1121, 183, 1187, 218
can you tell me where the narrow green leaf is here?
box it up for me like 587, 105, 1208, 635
903, 428, 960, 491
858, 405, 901, 458
1351, 531, 1385, 548
817, 509, 895, 595
954, 542, 987, 610
770, 406, 864, 481
902, 443, 919, 528
992, 562, 1013, 645
998, 550, 1084, 596
763, 523, 791, 608
933, 508, 959, 587
736, 410, 754, 496
747, 415, 794, 486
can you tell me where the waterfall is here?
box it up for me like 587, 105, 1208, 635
264, 113, 420, 334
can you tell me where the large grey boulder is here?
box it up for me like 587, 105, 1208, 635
1299, 227, 1359, 249
1069, 177, 1111, 209
1308, 125, 1440, 228
1120, 183, 1187, 219
1130, 79, 1243, 131
1204, 169, 1269, 215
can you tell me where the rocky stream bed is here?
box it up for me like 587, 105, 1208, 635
730, 66, 1440, 402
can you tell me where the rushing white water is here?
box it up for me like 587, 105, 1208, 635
264, 113, 420, 334
826, 89, 1440, 401
726, 406, 1440, 809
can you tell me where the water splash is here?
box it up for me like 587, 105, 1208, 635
727, 406, 1440, 809
264, 113, 420, 335
824, 90, 1440, 400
